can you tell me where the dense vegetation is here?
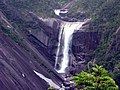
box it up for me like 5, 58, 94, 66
68, 0, 105, 15
57, 0, 72, 6
0, 22, 28, 51
89, 0, 120, 86
10, 0, 71, 17
68, 0, 120, 86
10, 0, 60, 17
73, 65, 119, 90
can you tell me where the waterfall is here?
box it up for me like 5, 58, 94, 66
54, 9, 61, 16
55, 21, 85, 73
54, 25, 64, 69
54, 9, 68, 16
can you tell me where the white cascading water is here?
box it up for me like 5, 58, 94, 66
55, 21, 85, 73
54, 9, 68, 16
54, 25, 64, 69
54, 9, 61, 16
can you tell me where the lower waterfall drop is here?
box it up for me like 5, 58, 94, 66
55, 21, 85, 73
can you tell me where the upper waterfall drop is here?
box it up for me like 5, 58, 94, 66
55, 21, 86, 73
54, 9, 68, 16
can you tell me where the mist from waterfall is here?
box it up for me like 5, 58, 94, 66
55, 21, 85, 73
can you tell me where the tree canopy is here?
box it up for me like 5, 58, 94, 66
73, 65, 119, 90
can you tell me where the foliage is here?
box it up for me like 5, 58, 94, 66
0, 23, 28, 51
10, 0, 68, 17
68, 0, 120, 86
57, 0, 71, 6
73, 65, 119, 90
67, 0, 105, 17
48, 87, 55, 90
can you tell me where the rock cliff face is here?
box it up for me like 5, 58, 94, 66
72, 31, 101, 61
26, 14, 60, 66
70, 23, 101, 74
0, 1, 64, 90
0, 0, 62, 66
0, 34, 63, 90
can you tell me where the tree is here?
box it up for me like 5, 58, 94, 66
73, 65, 119, 90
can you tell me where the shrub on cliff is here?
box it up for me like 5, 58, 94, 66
48, 87, 55, 90
73, 65, 119, 90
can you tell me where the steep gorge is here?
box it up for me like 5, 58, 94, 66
0, 0, 120, 89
